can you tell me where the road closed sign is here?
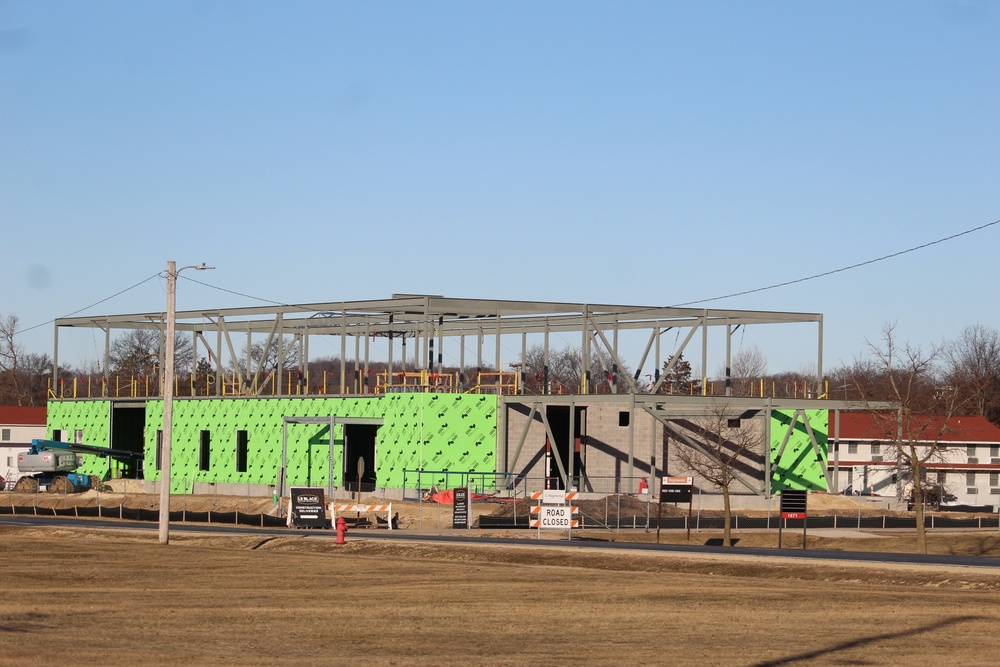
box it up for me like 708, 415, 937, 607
530, 505, 578, 529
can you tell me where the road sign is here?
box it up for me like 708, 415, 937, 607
780, 489, 807, 519
452, 487, 471, 529
530, 505, 579, 529
778, 489, 809, 550
289, 487, 328, 528
531, 491, 578, 501
542, 489, 566, 505
660, 476, 693, 503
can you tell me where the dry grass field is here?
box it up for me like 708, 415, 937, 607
2, 524, 1000, 666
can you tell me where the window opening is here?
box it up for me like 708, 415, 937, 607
236, 430, 248, 473
199, 431, 211, 471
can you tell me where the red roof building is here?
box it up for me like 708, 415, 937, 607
0, 406, 46, 427
829, 412, 1000, 505
833, 412, 1000, 444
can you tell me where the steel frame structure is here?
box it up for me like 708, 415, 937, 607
52, 293, 825, 398
500, 393, 897, 498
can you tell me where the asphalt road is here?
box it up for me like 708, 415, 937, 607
4, 513, 1000, 569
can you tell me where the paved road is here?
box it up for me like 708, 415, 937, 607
4, 513, 1000, 569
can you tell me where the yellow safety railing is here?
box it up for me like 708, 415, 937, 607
46, 372, 828, 400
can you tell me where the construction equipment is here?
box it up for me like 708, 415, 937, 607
14, 439, 143, 494
906, 483, 958, 511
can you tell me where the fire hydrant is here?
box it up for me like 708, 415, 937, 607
335, 516, 348, 544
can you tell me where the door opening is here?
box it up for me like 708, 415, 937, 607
343, 424, 379, 493
545, 406, 586, 490
111, 402, 146, 479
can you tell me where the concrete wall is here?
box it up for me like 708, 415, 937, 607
504, 400, 661, 493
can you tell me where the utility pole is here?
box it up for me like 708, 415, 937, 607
159, 261, 214, 545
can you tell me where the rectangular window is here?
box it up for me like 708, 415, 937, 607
991, 446, 999, 458
967, 445, 977, 457
727, 418, 741, 428
51, 430, 63, 442
870, 442, 881, 455
155, 430, 163, 471
990, 472, 999, 487
199, 431, 211, 472
1, 428, 9, 441
236, 430, 248, 473
936, 471, 947, 484
618, 411, 630, 427
966, 471, 976, 487
74, 429, 84, 444
847, 443, 858, 454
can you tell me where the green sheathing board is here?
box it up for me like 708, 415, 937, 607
769, 409, 828, 493
44, 400, 113, 477
141, 393, 497, 493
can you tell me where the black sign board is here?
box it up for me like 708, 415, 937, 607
290, 487, 328, 528
660, 477, 693, 503
452, 487, 470, 529
780, 489, 807, 519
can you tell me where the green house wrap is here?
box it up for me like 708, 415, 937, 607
46, 394, 498, 494
769, 409, 828, 493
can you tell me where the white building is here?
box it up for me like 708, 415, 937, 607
830, 412, 1000, 508
0, 406, 46, 488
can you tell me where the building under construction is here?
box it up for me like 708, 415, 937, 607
45, 294, 851, 500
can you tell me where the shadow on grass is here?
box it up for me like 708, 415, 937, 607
748, 615, 984, 666
0, 611, 52, 633
946, 535, 1000, 557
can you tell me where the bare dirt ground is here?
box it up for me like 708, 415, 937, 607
1, 525, 999, 666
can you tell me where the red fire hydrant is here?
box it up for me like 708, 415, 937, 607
335, 516, 348, 544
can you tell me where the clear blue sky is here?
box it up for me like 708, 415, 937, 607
1, 1, 998, 377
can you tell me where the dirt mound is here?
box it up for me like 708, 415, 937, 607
103, 479, 147, 494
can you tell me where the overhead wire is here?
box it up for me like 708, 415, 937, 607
671, 218, 1000, 307
21, 217, 998, 351
17, 272, 162, 335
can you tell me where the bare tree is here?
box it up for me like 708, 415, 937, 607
109, 329, 193, 377
0, 315, 63, 405
851, 323, 963, 554
0, 313, 25, 404
946, 324, 1000, 425
20, 353, 59, 405
670, 405, 765, 546
519, 344, 631, 394
236, 336, 300, 377
726, 345, 767, 396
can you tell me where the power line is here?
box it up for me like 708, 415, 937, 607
179, 274, 286, 307
18, 217, 998, 340
17, 272, 162, 335
671, 218, 1000, 307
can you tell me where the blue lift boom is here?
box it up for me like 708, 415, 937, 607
14, 439, 144, 494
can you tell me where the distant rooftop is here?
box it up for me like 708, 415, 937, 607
0, 405, 46, 425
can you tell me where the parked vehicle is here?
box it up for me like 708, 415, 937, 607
906, 484, 957, 511
14, 439, 142, 493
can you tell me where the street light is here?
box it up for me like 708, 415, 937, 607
160, 260, 214, 545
